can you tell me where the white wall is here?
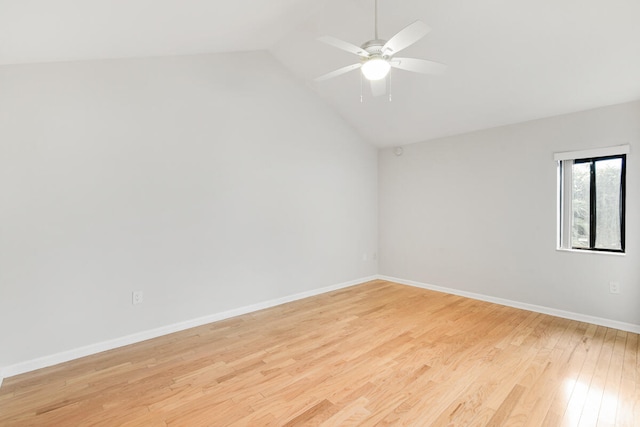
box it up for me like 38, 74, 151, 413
379, 100, 640, 326
0, 51, 378, 370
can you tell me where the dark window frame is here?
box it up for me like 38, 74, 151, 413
571, 154, 626, 253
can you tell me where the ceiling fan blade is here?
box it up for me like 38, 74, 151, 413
382, 21, 430, 55
318, 36, 370, 58
370, 78, 387, 97
390, 57, 447, 75
315, 63, 362, 82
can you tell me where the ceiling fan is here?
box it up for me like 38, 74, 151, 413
315, 0, 446, 96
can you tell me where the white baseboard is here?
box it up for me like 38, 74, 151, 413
0, 276, 377, 381
379, 275, 640, 334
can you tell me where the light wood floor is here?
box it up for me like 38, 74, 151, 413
1, 280, 638, 426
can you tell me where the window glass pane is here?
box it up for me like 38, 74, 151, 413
571, 162, 590, 248
595, 158, 622, 250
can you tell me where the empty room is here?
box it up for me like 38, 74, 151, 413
0, 0, 638, 425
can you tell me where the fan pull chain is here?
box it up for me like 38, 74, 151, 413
389, 73, 392, 102
360, 72, 364, 103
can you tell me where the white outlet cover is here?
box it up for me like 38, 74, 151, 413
609, 282, 620, 294
132, 291, 144, 305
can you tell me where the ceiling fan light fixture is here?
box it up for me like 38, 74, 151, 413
361, 57, 390, 81
315, 0, 445, 87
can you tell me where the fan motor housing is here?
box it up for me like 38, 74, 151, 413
361, 39, 387, 57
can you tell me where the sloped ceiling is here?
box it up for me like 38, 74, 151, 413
2, 0, 640, 147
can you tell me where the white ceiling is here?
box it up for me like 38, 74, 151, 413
2, 0, 640, 147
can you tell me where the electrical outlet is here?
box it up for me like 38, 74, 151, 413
132, 290, 144, 305
609, 282, 620, 294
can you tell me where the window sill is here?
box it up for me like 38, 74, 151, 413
556, 248, 626, 257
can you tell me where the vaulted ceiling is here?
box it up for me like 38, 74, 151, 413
2, 0, 639, 147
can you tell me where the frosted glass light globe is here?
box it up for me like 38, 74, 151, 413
361, 58, 390, 81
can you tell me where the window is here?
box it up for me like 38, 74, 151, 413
556, 145, 628, 253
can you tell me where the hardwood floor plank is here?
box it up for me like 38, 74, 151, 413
560, 324, 606, 426
0, 280, 638, 426
597, 330, 626, 426
633, 330, 640, 427
578, 327, 617, 426
319, 397, 371, 426
281, 398, 336, 426
485, 384, 525, 426
522, 320, 583, 426
614, 331, 637, 426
